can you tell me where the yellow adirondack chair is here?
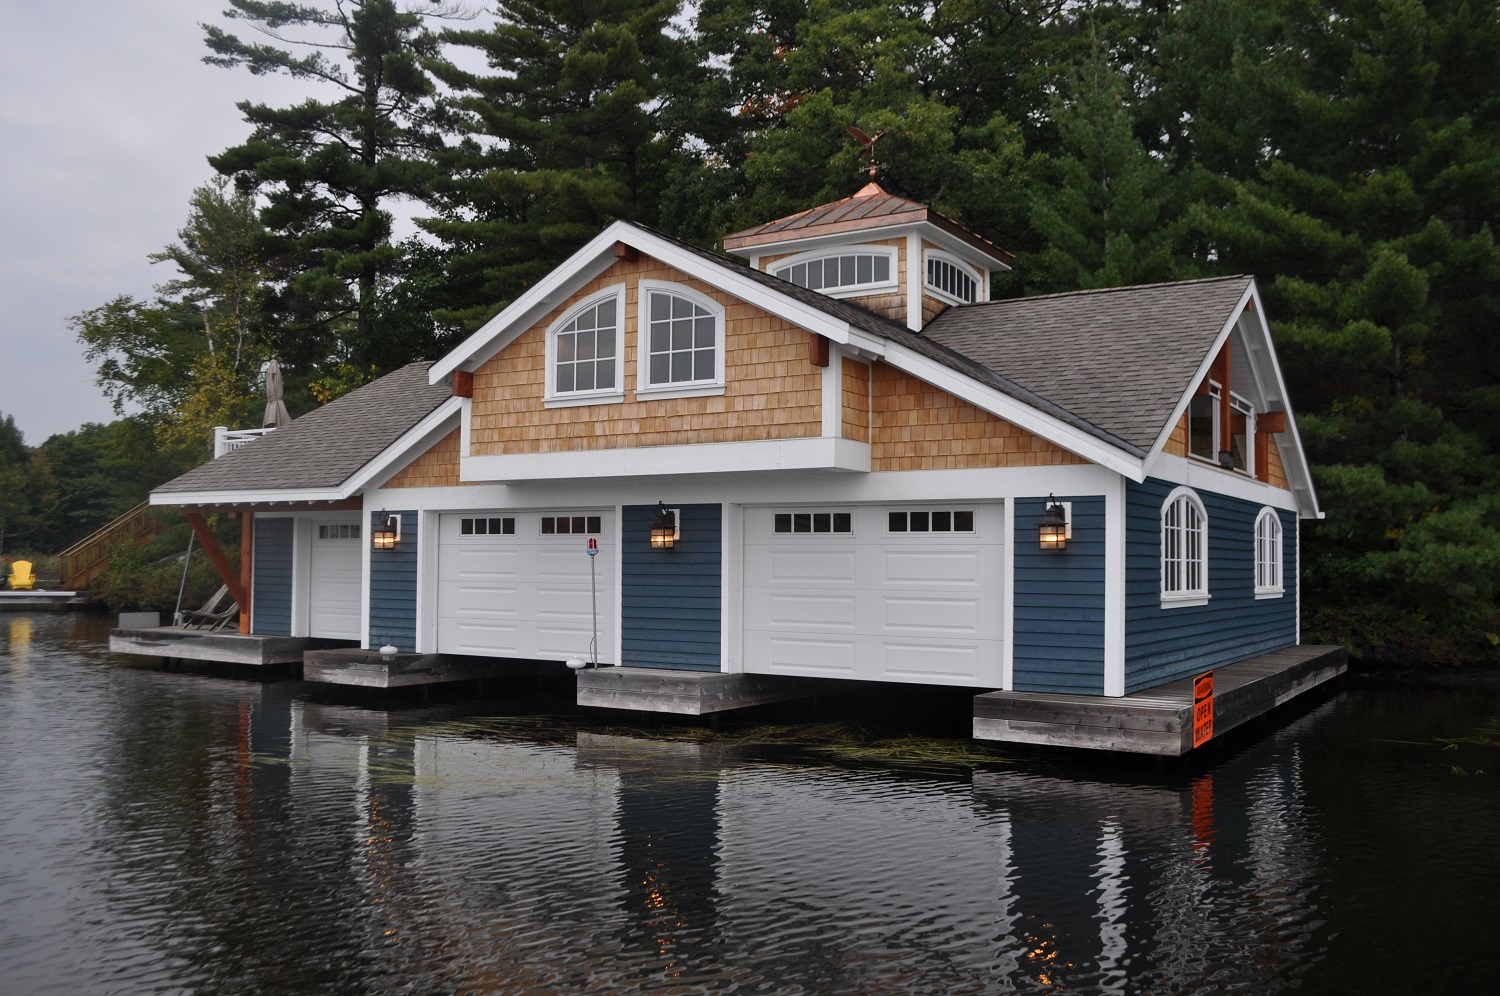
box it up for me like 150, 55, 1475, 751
7, 560, 36, 591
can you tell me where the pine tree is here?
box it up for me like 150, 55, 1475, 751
204, 0, 446, 369
421, 0, 699, 329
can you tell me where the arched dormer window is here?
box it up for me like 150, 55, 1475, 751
771, 245, 898, 298
1255, 507, 1284, 597
636, 281, 726, 399
924, 250, 981, 304
1161, 487, 1209, 607
545, 286, 625, 407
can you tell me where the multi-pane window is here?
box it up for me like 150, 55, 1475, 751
318, 524, 361, 539
1255, 508, 1283, 595
460, 517, 515, 536
773, 252, 892, 294
645, 290, 717, 387
925, 254, 978, 303
541, 515, 603, 535
773, 511, 853, 534
1188, 380, 1255, 475
887, 509, 975, 533
553, 297, 618, 395
1161, 489, 1208, 603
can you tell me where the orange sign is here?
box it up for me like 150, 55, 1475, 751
1192, 671, 1214, 748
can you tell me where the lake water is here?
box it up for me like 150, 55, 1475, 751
2, 612, 1497, 994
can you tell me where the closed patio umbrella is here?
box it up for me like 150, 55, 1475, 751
262, 358, 292, 428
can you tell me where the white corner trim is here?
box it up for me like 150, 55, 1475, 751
821, 348, 842, 437
1104, 476, 1125, 697
1002, 498, 1015, 692
905, 233, 922, 331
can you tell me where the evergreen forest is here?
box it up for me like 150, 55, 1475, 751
3, 0, 1498, 667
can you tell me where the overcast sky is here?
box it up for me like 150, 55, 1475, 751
0, 1, 324, 445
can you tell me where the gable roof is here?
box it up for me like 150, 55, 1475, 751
722, 182, 1014, 268
923, 276, 1256, 452
152, 362, 456, 505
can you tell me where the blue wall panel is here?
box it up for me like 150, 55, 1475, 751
369, 510, 417, 652
621, 504, 722, 671
1124, 479, 1298, 693
1013, 495, 1107, 694
252, 517, 294, 636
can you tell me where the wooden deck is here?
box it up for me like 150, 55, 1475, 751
0, 591, 87, 612
302, 648, 554, 688
973, 644, 1346, 755
576, 666, 828, 716
109, 626, 353, 666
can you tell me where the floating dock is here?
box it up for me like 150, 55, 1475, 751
109, 626, 353, 666
972, 644, 1346, 755
575, 666, 827, 716
302, 648, 550, 688
0, 591, 87, 612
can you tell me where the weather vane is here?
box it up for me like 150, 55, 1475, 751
845, 125, 886, 181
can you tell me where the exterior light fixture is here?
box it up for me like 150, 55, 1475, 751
1038, 496, 1069, 551
649, 502, 679, 550
372, 511, 401, 550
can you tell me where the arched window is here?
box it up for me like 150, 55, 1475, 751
1161, 487, 1209, 606
771, 246, 898, 297
545, 286, 624, 405
924, 250, 981, 304
636, 282, 726, 398
1255, 507, 1284, 597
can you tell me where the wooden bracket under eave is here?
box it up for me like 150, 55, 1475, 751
614, 241, 639, 262
809, 333, 830, 367
451, 370, 473, 398
1254, 410, 1287, 482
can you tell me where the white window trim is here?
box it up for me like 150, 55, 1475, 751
635, 280, 727, 400
1187, 380, 1257, 478
1254, 506, 1285, 598
769, 244, 900, 299
923, 249, 983, 306
543, 284, 626, 408
1161, 486, 1210, 608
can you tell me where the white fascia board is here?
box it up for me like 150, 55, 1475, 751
151, 487, 349, 507
1141, 282, 1255, 471
1242, 283, 1322, 519
356, 398, 465, 492
429, 226, 628, 382
152, 398, 464, 509
1139, 280, 1321, 519
875, 338, 1146, 481
432, 222, 862, 384
462, 437, 871, 483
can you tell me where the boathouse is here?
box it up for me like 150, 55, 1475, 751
129, 184, 1341, 752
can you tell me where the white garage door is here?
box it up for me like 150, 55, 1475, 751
437, 510, 614, 662
309, 521, 362, 639
744, 504, 1004, 686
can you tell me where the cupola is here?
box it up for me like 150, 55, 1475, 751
722, 183, 1013, 331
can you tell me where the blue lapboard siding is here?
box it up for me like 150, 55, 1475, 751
252, 517, 294, 636
1124, 479, 1298, 693
1013, 495, 1107, 694
369, 510, 417, 652
621, 503, 722, 671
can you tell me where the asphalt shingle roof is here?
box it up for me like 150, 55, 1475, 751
921, 276, 1254, 453
154, 361, 450, 498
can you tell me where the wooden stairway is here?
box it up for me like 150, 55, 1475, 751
58, 501, 167, 591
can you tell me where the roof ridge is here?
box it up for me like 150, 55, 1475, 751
957, 274, 1252, 308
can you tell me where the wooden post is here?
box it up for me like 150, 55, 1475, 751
184, 512, 249, 617
239, 513, 253, 634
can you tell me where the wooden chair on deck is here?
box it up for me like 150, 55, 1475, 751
179, 584, 240, 630
7, 560, 36, 591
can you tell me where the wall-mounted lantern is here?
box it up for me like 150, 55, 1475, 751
1037, 496, 1069, 551
372, 511, 401, 551
649, 502, 679, 550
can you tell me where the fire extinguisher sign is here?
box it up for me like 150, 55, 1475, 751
1192, 671, 1214, 748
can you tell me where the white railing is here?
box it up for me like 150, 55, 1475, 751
213, 426, 276, 459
